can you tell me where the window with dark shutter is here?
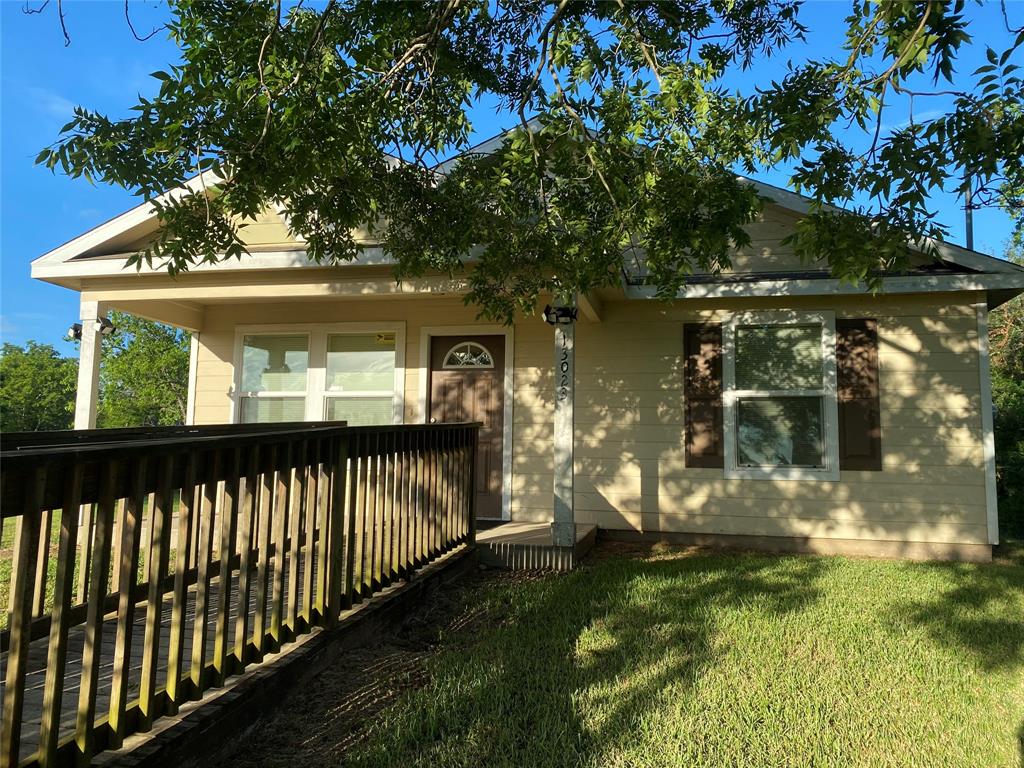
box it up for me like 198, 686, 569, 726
836, 319, 882, 471
684, 323, 724, 468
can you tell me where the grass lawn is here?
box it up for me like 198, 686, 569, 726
339, 544, 1024, 768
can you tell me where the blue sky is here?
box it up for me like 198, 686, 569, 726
2, 1, 1019, 353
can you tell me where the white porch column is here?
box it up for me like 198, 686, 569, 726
74, 299, 105, 429
550, 298, 577, 548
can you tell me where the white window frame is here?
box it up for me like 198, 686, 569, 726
723, 310, 840, 481
232, 322, 406, 425
235, 331, 312, 424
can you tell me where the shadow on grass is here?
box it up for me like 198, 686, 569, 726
346, 549, 829, 768
892, 558, 1024, 672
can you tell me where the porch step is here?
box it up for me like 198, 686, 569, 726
475, 522, 597, 571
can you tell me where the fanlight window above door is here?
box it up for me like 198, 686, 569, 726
442, 341, 494, 369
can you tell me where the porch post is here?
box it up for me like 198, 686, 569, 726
550, 297, 577, 548
73, 299, 104, 429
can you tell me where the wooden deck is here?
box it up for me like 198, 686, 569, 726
476, 522, 597, 571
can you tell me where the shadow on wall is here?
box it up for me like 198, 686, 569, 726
512, 303, 990, 544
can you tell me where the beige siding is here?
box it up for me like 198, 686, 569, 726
188, 289, 990, 549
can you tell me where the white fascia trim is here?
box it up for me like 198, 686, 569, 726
32, 170, 223, 269
418, 324, 514, 522
31, 246, 393, 280
624, 271, 1024, 301
975, 304, 999, 546
230, 322, 406, 426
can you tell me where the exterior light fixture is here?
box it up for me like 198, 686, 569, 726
542, 304, 578, 325
67, 322, 83, 341
96, 317, 116, 336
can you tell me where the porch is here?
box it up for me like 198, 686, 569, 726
0, 422, 480, 767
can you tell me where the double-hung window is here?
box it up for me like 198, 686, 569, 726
324, 333, 398, 425
239, 334, 309, 423
723, 311, 839, 480
235, 324, 404, 425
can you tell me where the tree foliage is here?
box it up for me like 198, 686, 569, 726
0, 314, 189, 432
97, 311, 190, 427
0, 342, 77, 431
36, 1, 1024, 321
990, 239, 1024, 537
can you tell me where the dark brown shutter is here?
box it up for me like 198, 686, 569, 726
684, 323, 724, 468
836, 318, 882, 471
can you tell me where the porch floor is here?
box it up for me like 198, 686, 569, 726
475, 522, 597, 571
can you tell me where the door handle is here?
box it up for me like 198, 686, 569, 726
429, 417, 437, 424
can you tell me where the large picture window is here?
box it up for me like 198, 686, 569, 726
723, 311, 839, 480
234, 324, 404, 426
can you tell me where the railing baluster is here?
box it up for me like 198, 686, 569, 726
270, 442, 291, 646
166, 452, 198, 710
253, 445, 275, 657
368, 433, 382, 592
316, 441, 333, 618
139, 453, 174, 731
2, 466, 46, 768
75, 460, 118, 761
213, 447, 242, 686
189, 450, 220, 698
109, 457, 148, 747
233, 444, 259, 671
353, 436, 369, 599
415, 430, 426, 567
340, 433, 359, 613
301, 439, 319, 624
287, 440, 306, 635
74, 503, 94, 605
31, 506, 52, 618
386, 432, 399, 584
396, 431, 409, 579
38, 464, 84, 766
327, 435, 349, 622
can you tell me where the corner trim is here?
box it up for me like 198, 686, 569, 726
975, 303, 999, 545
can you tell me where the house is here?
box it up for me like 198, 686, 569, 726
31, 136, 1024, 563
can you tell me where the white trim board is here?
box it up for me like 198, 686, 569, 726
185, 332, 200, 425
418, 324, 515, 522
975, 303, 999, 546
230, 322, 407, 425
623, 271, 1024, 301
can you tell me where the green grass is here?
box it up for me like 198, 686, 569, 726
346, 545, 1024, 768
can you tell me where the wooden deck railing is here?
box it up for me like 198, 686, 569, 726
0, 422, 479, 768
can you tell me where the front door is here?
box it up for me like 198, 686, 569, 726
429, 335, 505, 519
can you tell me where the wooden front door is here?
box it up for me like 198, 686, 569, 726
429, 335, 505, 519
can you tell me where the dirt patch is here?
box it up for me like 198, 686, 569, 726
218, 567, 545, 768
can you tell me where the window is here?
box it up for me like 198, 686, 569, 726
324, 333, 397, 426
239, 334, 309, 423
442, 341, 494, 369
723, 311, 839, 480
234, 324, 404, 425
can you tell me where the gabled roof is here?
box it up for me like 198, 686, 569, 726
31, 126, 1024, 304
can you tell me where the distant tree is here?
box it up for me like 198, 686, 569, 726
990, 239, 1024, 538
0, 342, 77, 431
97, 311, 190, 427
